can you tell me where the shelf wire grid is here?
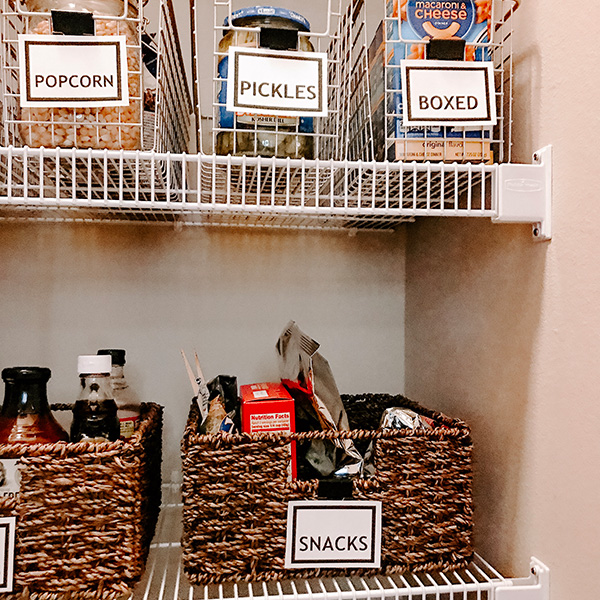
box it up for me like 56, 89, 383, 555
0, 147, 496, 228
135, 483, 513, 600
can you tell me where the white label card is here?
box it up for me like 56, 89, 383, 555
285, 500, 381, 569
0, 459, 20, 498
18, 34, 129, 108
401, 60, 497, 126
226, 47, 328, 117
0, 517, 16, 593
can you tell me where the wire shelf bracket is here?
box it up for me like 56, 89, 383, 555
493, 146, 552, 241
494, 558, 550, 600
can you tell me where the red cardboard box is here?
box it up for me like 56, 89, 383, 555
240, 382, 296, 479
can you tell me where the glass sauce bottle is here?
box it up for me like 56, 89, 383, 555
0, 367, 69, 444
97, 349, 140, 439
70, 355, 120, 443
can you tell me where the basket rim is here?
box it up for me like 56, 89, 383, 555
181, 393, 471, 450
0, 401, 163, 458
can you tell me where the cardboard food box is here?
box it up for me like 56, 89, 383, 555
381, 0, 492, 162
241, 382, 296, 479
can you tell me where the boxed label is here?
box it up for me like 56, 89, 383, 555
241, 382, 296, 479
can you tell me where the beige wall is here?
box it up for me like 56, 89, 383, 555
405, 1, 600, 598
0, 223, 406, 476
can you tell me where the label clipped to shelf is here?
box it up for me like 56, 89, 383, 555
401, 59, 497, 126
226, 46, 327, 117
18, 34, 129, 108
0, 517, 16, 593
285, 500, 381, 569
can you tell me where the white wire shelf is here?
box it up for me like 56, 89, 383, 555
0, 145, 550, 236
135, 483, 549, 600
0, 0, 552, 237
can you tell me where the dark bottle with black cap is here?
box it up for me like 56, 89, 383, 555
71, 355, 120, 443
0, 367, 69, 444
97, 349, 140, 439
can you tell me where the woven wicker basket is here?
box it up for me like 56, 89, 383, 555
181, 393, 473, 585
0, 402, 163, 598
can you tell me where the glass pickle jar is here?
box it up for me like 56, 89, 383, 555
216, 6, 315, 159
19, 0, 141, 150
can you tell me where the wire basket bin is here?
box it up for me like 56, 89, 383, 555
192, 0, 516, 162
181, 393, 473, 584
1, 0, 144, 150
183, 0, 516, 230
0, 402, 163, 596
374, 0, 516, 165
0, 0, 191, 206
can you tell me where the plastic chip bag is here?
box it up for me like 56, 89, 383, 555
276, 321, 363, 477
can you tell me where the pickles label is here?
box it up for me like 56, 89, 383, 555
226, 47, 328, 117
236, 113, 298, 127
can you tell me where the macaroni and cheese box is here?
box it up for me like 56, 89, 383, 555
382, 0, 492, 162
241, 382, 297, 478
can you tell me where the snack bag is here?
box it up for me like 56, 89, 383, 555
276, 321, 363, 478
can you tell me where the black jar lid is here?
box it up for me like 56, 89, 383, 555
97, 349, 126, 366
2, 367, 51, 382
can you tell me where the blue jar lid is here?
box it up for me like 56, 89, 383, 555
224, 6, 311, 32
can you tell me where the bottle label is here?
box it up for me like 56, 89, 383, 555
119, 415, 139, 439
0, 459, 21, 498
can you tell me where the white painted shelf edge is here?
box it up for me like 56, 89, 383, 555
135, 483, 549, 600
0, 146, 551, 237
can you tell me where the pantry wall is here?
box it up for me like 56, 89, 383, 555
0, 1, 596, 600
405, 1, 600, 599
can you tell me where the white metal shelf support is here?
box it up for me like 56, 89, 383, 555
495, 558, 550, 600
494, 146, 552, 241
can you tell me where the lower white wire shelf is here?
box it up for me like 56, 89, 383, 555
0, 146, 551, 237
136, 484, 549, 600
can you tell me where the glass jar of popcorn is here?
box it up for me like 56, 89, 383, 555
19, 0, 142, 150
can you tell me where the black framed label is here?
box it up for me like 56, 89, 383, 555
0, 517, 16, 593
18, 34, 129, 108
401, 59, 497, 126
285, 500, 382, 569
226, 47, 328, 117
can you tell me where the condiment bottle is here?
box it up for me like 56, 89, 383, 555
0, 367, 69, 444
97, 349, 140, 439
70, 355, 120, 443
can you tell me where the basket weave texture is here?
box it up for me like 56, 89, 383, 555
181, 393, 473, 585
0, 402, 163, 599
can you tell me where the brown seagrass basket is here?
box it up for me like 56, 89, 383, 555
181, 393, 473, 585
0, 402, 163, 598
